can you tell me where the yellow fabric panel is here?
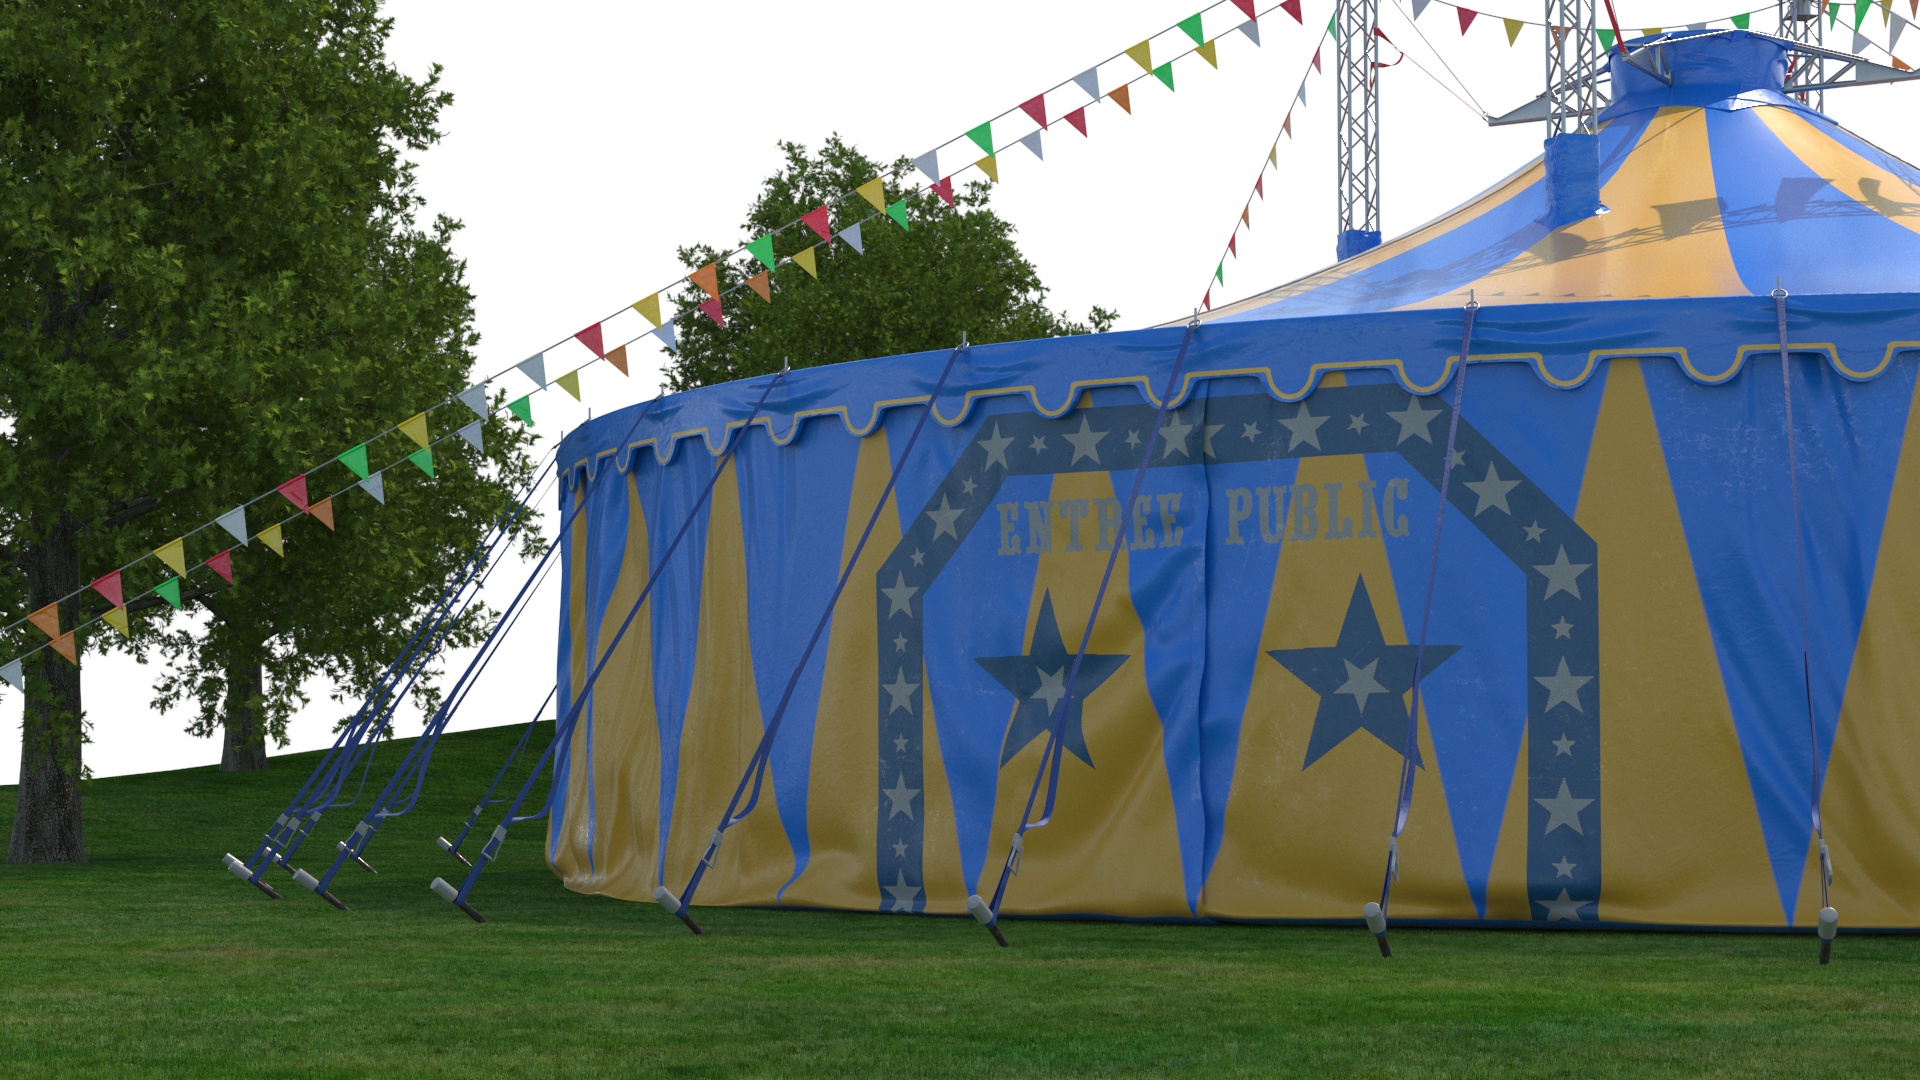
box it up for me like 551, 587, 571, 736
549, 483, 595, 886
1401, 108, 1747, 308
660, 466, 796, 905
1202, 450, 1473, 920
1576, 359, 1781, 925
978, 469, 1191, 918
1481, 732, 1533, 921
918, 684, 968, 915
781, 429, 894, 911
1807, 368, 1920, 928
1752, 107, 1920, 238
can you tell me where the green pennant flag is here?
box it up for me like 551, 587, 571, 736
1215, 261, 1224, 285
508, 395, 533, 424
1153, 62, 1175, 91
1329, 13, 1339, 37
338, 442, 370, 480
154, 577, 183, 610
409, 447, 435, 477
965, 121, 993, 156
1854, 0, 1871, 29
1597, 27, 1615, 49
745, 234, 777, 271
1731, 12, 1750, 28
1828, 1, 1839, 29
885, 199, 911, 231
1177, 13, 1205, 45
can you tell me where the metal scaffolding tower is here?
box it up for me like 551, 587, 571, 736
1778, 0, 1826, 112
1544, 0, 1603, 134
1334, 0, 1380, 260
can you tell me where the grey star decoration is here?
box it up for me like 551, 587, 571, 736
976, 592, 1127, 768
1464, 462, 1520, 516
977, 424, 1013, 470
1535, 779, 1593, 835
1533, 546, 1591, 600
1063, 416, 1107, 465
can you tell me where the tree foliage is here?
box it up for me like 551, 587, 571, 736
0, 1, 535, 859
667, 136, 1115, 390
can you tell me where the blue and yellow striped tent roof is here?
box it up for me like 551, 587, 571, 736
1205, 30, 1920, 323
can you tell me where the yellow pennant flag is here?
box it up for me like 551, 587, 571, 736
855, 178, 887, 213
1196, 40, 1218, 68
1640, 27, 1661, 38
400, 411, 430, 449
1269, 143, 1279, 166
792, 245, 819, 278
633, 293, 663, 328
154, 537, 187, 577
1505, 18, 1523, 45
102, 606, 129, 638
1125, 40, 1153, 72
259, 522, 285, 557
976, 155, 999, 183
557, 369, 582, 401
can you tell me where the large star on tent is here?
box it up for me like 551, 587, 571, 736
976, 592, 1127, 768
1266, 577, 1459, 770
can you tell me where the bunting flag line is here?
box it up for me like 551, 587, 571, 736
154, 578, 183, 611
517, 352, 546, 389
557, 369, 583, 400
633, 293, 663, 328
801, 206, 832, 241
745, 235, 777, 272
277, 474, 310, 513
217, 506, 250, 545
699, 297, 726, 327
1020, 130, 1045, 160
855, 177, 888, 212
688, 262, 720, 300
260, 522, 285, 557
90, 572, 123, 609
573, 321, 606, 359
508, 395, 534, 426
458, 420, 485, 452
606, 344, 630, 377
746, 269, 773, 300
361, 472, 387, 505
311, 497, 335, 532
457, 383, 488, 418
839, 222, 866, 254
206, 550, 234, 584
101, 607, 129, 639
409, 447, 435, 478
27, 604, 59, 640
792, 245, 820, 277
155, 538, 187, 578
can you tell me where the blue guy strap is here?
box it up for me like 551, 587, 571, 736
663, 340, 973, 929
967, 317, 1201, 947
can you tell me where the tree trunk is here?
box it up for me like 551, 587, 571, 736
9, 517, 85, 863
219, 655, 267, 772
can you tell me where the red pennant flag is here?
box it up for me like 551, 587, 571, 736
278, 474, 310, 513
699, 297, 725, 328
1202, 287, 1213, 310
1019, 93, 1048, 129
1063, 107, 1088, 136
746, 270, 772, 303
573, 322, 605, 359
90, 571, 124, 609
1229, 235, 1238, 257
801, 206, 832, 241
311, 497, 334, 531
205, 550, 234, 584
1255, 175, 1265, 200
1312, 46, 1322, 73
931, 177, 955, 206
1108, 85, 1132, 113
1283, 113, 1293, 138
1458, 7, 1477, 34
688, 262, 720, 299
27, 603, 59, 640
1231, 0, 1257, 18
1280, 0, 1302, 23
1374, 26, 1395, 45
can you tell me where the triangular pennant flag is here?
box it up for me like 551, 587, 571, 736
1238, 20, 1261, 46
1598, 27, 1615, 49
1229, 234, 1238, 257
746, 269, 773, 301
1829, 2, 1840, 30
400, 412, 430, 450
1177, 13, 1205, 46
974, 156, 999, 183
1215, 261, 1224, 285
1232, 0, 1256, 18
259, 522, 284, 556
457, 383, 488, 419
801, 206, 832, 241
1312, 46, 1322, 72
838, 221, 866, 253
0, 659, 21, 690
633, 293, 662, 328
1642, 27, 1662, 39
1270, 143, 1279, 164
1019, 131, 1044, 160
517, 352, 546, 388
1551, 23, 1568, 45
1063, 108, 1088, 136
1108, 85, 1132, 113
310, 497, 334, 532
50, 632, 76, 665
28, 603, 59, 639
688, 262, 720, 299
102, 607, 129, 639
606, 344, 629, 376
1898, 57, 1914, 70
1255, 174, 1265, 199
913, 151, 940, 182
653, 321, 678, 351
1196, 40, 1218, 68
1125, 40, 1153, 72
931, 176, 956, 205
1505, 17, 1523, 45
337, 444, 369, 481
1073, 68, 1100, 99
855, 177, 887, 212
206, 549, 234, 583
1892, 13, 1905, 49
793, 245, 820, 277
1857, 0, 1873, 28
154, 578, 183, 610
409, 447, 435, 477
885, 199, 911, 230
1153, 62, 1175, 91
278, 474, 310, 513
1458, 7, 1477, 34
1281, 0, 1302, 24
1241, 205, 1250, 228
1855, 27, 1872, 53
1297, 82, 1307, 106
698, 297, 725, 328
741, 235, 776, 272
1203, 286, 1212, 310
1019, 94, 1048, 129
557, 369, 582, 400
217, 505, 250, 545
964, 121, 994, 157
508, 395, 533, 425
1328, 12, 1339, 35
458, 419, 484, 452
90, 571, 123, 609
1284, 113, 1294, 138
361, 472, 386, 505
1731, 12, 1750, 29
574, 322, 605, 358
1412, 0, 1431, 15
155, 537, 187, 577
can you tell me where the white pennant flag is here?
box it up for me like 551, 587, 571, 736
1019, 130, 1044, 161
457, 383, 488, 419
1855, 29, 1871, 56
1239, 19, 1262, 46
217, 507, 249, 547
1297, 82, 1308, 107
360, 472, 386, 505
0, 659, 20, 691
653, 321, 678, 352
838, 221, 865, 255
1411, 0, 1431, 18
1891, 14, 1906, 53
913, 150, 939, 182
457, 420, 484, 453
517, 352, 546, 388
1072, 67, 1100, 99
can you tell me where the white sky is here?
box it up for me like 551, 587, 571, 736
9, 0, 1919, 785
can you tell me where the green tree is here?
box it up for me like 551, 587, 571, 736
0, 1, 535, 861
666, 136, 1115, 390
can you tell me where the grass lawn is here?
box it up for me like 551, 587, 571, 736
1, 721, 1914, 1078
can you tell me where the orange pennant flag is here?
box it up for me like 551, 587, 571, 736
746, 271, 772, 303
688, 263, 720, 299
1241, 205, 1251, 228
311, 497, 335, 532
50, 632, 76, 665
27, 603, 59, 640
606, 344, 629, 376
1108, 85, 1132, 114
